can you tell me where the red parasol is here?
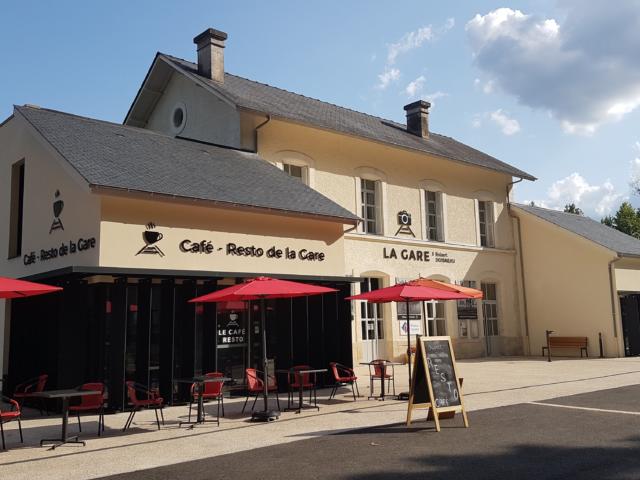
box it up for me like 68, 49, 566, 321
189, 277, 337, 421
0, 276, 62, 299
346, 279, 481, 389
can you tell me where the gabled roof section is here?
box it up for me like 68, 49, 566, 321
513, 203, 640, 257
126, 53, 536, 181
15, 105, 360, 224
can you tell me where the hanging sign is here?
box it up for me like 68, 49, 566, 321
406, 336, 469, 431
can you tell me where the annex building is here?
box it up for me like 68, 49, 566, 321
2, 28, 640, 409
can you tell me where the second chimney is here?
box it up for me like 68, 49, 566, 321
403, 100, 431, 138
193, 28, 228, 83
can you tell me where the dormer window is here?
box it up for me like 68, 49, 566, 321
283, 163, 305, 182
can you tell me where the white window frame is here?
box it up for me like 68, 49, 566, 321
426, 301, 447, 336
474, 192, 497, 248
355, 167, 387, 235
481, 281, 500, 337
419, 179, 447, 243
272, 150, 315, 187
456, 280, 480, 339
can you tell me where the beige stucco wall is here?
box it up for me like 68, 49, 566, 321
146, 71, 241, 147
515, 209, 621, 357
99, 196, 345, 277
0, 114, 101, 377
257, 119, 524, 362
615, 258, 640, 292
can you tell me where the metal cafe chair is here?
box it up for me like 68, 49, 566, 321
188, 372, 225, 422
69, 383, 106, 436
328, 362, 359, 401
369, 359, 396, 397
0, 396, 23, 450
122, 381, 165, 431
242, 368, 280, 413
13, 374, 48, 415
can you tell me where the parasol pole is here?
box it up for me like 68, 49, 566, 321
260, 297, 269, 412
406, 299, 412, 387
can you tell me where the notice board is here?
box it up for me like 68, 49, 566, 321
406, 336, 469, 431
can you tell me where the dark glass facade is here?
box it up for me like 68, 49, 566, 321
6, 273, 353, 410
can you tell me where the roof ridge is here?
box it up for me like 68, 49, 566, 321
514, 202, 599, 220
160, 52, 453, 141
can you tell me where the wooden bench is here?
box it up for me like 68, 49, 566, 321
542, 336, 588, 357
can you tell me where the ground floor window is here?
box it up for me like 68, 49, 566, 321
457, 280, 479, 338
426, 301, 446, 336
481, 282, 499, 336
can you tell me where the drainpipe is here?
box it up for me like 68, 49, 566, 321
506, 178, 531, 354
254, 114, 271, 153
608, 256, 622, 357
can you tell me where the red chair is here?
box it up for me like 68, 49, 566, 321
188, 372, 225, 422
122, 381, 164, 431
69, 383, 105, 436
13, 374, 48, 415
242, 368, 280, 413
287, 365, 317, 408
0, 397, 23, 450
328, 362, 359, 401
369, 359, 395, 397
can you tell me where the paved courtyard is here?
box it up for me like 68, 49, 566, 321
2, 356, 640, 479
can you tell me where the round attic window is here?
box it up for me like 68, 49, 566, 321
170, 103, 186, 134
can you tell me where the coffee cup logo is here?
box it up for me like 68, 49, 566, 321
136, 223, 165, 257
49, 190, 65, 234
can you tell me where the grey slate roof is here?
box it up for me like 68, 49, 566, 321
153, 54, 536, 181
16, 105, 359, 223
514, 203, 640, 257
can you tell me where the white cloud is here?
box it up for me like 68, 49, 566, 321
490, 109, 520, 135
405, 75, 426, 97
387, 18, 455, 65
465, 3, 640, 134
526, 173, 624, 217
376, 68, 400, 90
471, 114, 482, 128
631, 141, 640, 185
375, 18, 454, 91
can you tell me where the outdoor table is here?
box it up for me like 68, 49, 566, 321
33, 388, 101, 449
277, 368, 327, 414
174, 376, 230, 428
360, 361, 402, 400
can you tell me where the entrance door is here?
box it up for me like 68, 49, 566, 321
360, 278, 385, 362
620, 294, 640, 356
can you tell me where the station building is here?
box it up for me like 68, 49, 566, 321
2, 28, 640, 409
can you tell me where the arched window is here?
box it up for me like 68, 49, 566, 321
419, 179, 447, 242
474, 190, 498, 248
272, 150, 315, 186
355, 167, 387, 235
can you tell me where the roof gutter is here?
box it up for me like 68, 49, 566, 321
254, 114, 271, 153
608, 256, 622, 348
508, 198, 530, 354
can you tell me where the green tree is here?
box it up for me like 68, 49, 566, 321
601, 202, 640, 238
564, 203, 583, 215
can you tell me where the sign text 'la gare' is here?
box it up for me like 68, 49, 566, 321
383, 247, 455, 264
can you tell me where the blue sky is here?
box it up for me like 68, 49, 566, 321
2, 0, 639, 218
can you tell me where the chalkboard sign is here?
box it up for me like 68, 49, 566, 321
406, 336, 468, 431
424, 339, 461, 408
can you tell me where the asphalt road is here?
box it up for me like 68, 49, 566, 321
98, 385, 640, 480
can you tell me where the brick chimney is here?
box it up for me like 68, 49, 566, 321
193, 28, 228, 83
403, 100, 431, 138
